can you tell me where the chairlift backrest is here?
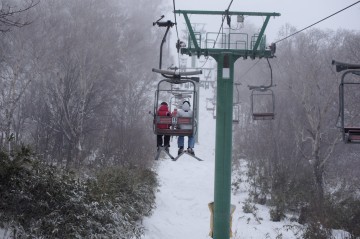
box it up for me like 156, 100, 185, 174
232, 104, 240, 124
247, 58, 275, 120
251, 88, 275, 120
153, 78, 198, 137
333, 60, 360, 143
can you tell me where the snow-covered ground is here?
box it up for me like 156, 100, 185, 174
1, 80, 350, 239
141, 85, 307, 239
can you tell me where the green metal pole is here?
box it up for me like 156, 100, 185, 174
196, 82, 200, 143
213, 53, 234, 239
174, 9, 279, 239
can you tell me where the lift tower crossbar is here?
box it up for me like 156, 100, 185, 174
174, 9, 280, 239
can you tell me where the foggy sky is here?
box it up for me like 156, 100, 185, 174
166, 0, 360, 43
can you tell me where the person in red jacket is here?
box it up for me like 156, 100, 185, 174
157, 102, 171, 152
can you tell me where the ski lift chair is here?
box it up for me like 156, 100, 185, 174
152, 68, 203, 161
251, 88, 275, 120
152, 18, 203, 159
232, 104, 240, 124
332, 60, 360, 143
232, 83, 241, 123
248, 58, 275, 120
344, 128, 360, 143
153, 80, 197, 137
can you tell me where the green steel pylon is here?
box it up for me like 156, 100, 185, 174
174, 9, 280, 239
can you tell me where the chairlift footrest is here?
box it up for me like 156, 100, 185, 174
252, 113, 275, 120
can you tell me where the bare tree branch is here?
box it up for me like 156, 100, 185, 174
0, 0, 39, 32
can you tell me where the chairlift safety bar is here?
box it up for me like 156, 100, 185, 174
332, 60, 360, 72
152, 68, 202, 76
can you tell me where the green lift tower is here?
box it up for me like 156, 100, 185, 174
174, 9, 280, 239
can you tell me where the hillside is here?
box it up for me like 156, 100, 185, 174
140, 85, 335, 239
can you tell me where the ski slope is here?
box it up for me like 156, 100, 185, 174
142, 85, 216, 239
141, 85, 308, 239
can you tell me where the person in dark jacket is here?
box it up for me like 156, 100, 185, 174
156, 102, 171, 152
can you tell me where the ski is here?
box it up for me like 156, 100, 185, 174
173, 150, 203, 161
155, 147, 175, 160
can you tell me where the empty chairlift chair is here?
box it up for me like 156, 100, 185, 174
332, 60, 360, 144
251, 88, 275, 120
248, 58, 275, 121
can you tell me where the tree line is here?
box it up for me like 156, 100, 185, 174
0, 0, 169, 237
0, 0, 166, 169
233, 26, 360, 237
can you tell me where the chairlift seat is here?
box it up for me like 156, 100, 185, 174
344, 127, 360, 143
156, 129, 193, 136
252, 112, 275, 120
250, 87, 275, 121
152, 76, 198, 138
155, 116, 194, 136
156, 116, 192, 124
233, 104, 240, 124
333, 61, 360, 143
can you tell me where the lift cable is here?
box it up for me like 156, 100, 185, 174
274, 1, 360, 44
239, 1, 359, 81
193, 0, 235, 70
239, 59, 261, 80
172, 0, 182, 70
212, 17, 225, 49
172, 0, 180, 40
213, 0, 235, 48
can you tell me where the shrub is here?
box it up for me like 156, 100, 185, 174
323, 195, 360, 238
0, 148, 158, 238
87, 166, 158, 222
302, 221, 331, 239
270, 206, 286, 222
242, 198, 257, 214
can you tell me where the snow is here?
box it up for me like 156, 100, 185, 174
142, 85, 216, 239
141, 85, 305, 239
0, 230, 6, 239
0, 74, 350, 239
